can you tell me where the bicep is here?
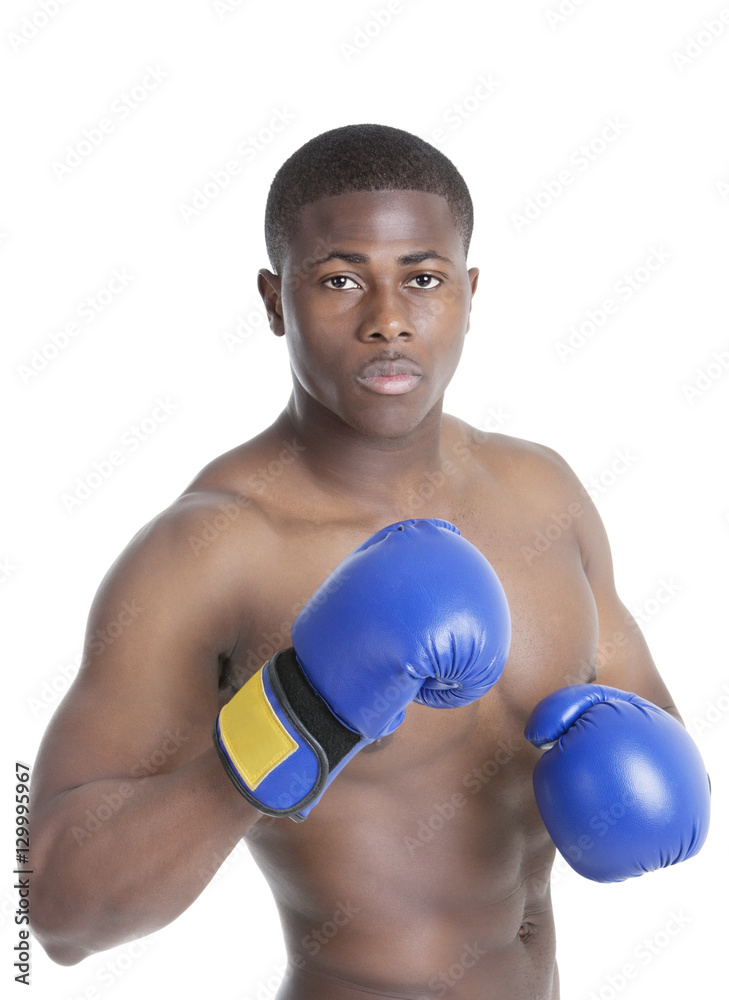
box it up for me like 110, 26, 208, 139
576, 491, 682, 721
32, 517, 233, 811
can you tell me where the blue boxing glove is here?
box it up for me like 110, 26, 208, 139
214, 518, 511, 820
525, 684, 711, 882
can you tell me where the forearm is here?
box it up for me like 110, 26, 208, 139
30, 746, 260, 965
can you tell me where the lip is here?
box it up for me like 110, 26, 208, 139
355, 359, 424, 396
357, 359, 423, 378
357, 374, 422, 395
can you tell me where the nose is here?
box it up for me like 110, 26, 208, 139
356, 283, 412, 343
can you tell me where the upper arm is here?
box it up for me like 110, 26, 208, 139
31, 494, 247, 815
549, 451, 682, 721
504, 438, 682, 722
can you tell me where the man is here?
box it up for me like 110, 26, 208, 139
30, 124, 708, 999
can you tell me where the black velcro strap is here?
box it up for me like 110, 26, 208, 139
268, 648, 360, 771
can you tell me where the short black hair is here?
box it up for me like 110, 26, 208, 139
264, 123, 474, 275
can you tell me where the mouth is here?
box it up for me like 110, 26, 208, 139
355, 358, 423, 396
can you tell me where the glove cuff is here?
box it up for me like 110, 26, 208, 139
213, 648, 360, 820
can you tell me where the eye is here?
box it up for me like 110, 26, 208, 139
322, 275, 360, 290
405, 274, 442, 289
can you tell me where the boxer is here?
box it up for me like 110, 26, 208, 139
30, 124, 709, 999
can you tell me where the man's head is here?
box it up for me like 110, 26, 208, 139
264, 123, 473, 278
258, 124, 479, 444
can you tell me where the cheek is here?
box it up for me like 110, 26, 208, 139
443, 286, 472, 330
285, 328, 348, 404
423, 293, 470, 358
419, 286, 471, 339
434, 337, 467, 393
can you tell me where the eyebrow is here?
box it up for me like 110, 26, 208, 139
308, 249, 455, 268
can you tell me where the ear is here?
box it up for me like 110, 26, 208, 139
257, 269, 285, 337
465, 267, 479, 333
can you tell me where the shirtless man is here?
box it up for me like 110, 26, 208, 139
30, 124, 709, 999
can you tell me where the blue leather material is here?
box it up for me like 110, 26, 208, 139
213, 661, 325, 816
293, 741, 366, 821
216, 517, 512, 819
292, 518, 512, 738
248, 663, 324, 812
524, 685, 711, 882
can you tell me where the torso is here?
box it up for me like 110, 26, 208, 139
183, 415, 599, 999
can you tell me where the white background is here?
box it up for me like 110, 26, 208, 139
2, 1, 727, 997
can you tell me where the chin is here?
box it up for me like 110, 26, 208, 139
345, 407, 438, 443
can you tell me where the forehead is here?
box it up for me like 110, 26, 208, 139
290, 189, 461, 261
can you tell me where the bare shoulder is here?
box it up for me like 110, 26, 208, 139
104, 484, 264, 593
446, 416, 612, 583
446, 415, 585, 506
30, 440, 287, 807
129, 423, 298, 557
89, 418, 309, 633
78, 435, 293, 685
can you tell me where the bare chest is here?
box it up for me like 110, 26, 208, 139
219, 488, 599, 766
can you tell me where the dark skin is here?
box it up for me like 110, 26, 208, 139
30, 189, 681, 999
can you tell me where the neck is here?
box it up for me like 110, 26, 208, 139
273, 389, 449, 512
